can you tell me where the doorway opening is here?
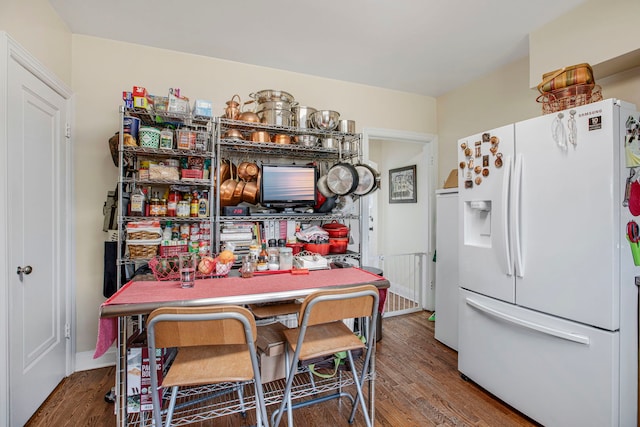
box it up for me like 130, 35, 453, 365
360, 128, 437, 316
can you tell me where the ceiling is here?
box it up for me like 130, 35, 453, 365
49, 0, 587, 98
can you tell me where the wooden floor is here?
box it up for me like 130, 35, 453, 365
26, 311, 539, 427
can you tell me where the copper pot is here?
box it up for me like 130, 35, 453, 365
272, 134, 292, 145
238, 161, 259, 181
215, 160, 235, 188
242, 180, 259, 204
224, 94, 241, 120
219, 177, 239, 207
251, 131, 271, 143
231, 180, 246, 205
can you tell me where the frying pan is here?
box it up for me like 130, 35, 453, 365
316, 161, 336, 198
353, 163, 380, 196
326, 162, 359, 196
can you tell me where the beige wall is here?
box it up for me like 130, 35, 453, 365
71, 35, 437, 353
530, 0, 640, 88
0, 0, 71, 85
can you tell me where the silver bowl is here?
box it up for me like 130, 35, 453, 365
310, 110, 340, 131
294, 134, 319, 147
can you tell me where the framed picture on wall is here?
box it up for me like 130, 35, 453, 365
389, 165, 417, 203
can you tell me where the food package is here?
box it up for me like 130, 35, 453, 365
149, 163, 179, 181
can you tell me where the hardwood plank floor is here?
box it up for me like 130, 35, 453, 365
26, 311, 539, 426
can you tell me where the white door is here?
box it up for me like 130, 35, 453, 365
514, 99, 620, 330
7, 52, 70, 426
457, 124, 516, 303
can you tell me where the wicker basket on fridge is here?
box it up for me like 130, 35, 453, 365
536, 63, 602, 115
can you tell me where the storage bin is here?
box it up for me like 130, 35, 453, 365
139, 127, 160, 148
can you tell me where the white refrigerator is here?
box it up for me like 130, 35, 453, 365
457, 98, 638, 427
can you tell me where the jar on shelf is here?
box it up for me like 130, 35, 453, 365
279, 247, 293, 270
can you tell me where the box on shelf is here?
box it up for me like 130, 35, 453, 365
193, 99, 213, 117
126, 331, 177, 413
181, 169, 203, 180
257, 322, 288, 383
176, 130, 196, 150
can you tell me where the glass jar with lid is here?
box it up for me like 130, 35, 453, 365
279, 247, 293, 270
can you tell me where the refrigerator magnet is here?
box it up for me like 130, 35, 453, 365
474, 166, 482, 174
482, 133, 490, 143
465, 180, 473, 189
459, 161, 466, 169
495, 153, 503, 168
483, 155, 489, 167
490, 135, 500, 145
475, 177, 482, 185
482, 168, 490, 177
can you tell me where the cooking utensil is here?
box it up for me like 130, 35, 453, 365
250, 89, 295, 104
292, 106, 317, 129
321, 137, 339, 149
224, 94, 241, 120
310, 110, 340, 131
323, 221, 349, 238
237, 100, 260, 123
250, 131, 271, 143
326, 162, 359, 196
353, 163, 380, 196
242, 180, 259, 204
272, 134, 292, 144
238, 161, 259, 181
258, 108, 293, 126
337, 119, 355, 133
623, 168, 636, 207
223, 128, 244, 140
628, 220, 640, 243
316, 162, 335, 198
294, 134, 318, 147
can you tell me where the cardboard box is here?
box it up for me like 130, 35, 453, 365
126, 332, 176, 413
257, 322, 288, 383
443, 169, 458, 189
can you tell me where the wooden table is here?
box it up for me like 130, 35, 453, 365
96, 267, 389, 426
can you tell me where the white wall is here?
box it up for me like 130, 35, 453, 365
0, 0, 71, 85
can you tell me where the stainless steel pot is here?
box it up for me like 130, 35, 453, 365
256, 100, 296, 111
292, 106, 317, 129
257, 108, 293, 126
337, 119, 356, 133
321, 137, 339, 149
250, 89, 295, 104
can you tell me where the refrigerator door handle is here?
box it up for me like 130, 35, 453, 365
465, 297, 590, 345
513, 154, 524, 277
502, 155, 513, 276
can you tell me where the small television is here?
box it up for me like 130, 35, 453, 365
260, 164, 317, 210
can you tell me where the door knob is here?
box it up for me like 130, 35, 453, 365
17, 265, 33, 275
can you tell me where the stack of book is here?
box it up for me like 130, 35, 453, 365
220, 222, 256, 259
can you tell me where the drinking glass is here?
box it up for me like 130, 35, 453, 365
179, 253, 197, 288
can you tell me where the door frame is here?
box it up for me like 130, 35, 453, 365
0, 32, 75, 425
360, 127, 438, 309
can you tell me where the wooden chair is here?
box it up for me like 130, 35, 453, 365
273, 284, 379, 427
146, 305, 269, 427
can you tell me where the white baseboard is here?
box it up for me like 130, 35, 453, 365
75, 348, 116, 372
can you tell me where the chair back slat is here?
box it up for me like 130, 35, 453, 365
147, 306, 256, 348
298, 284, 378, 327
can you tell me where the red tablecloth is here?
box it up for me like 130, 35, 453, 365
94, 268, 387, 358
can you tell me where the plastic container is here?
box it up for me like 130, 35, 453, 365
139, 127, 160, 148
